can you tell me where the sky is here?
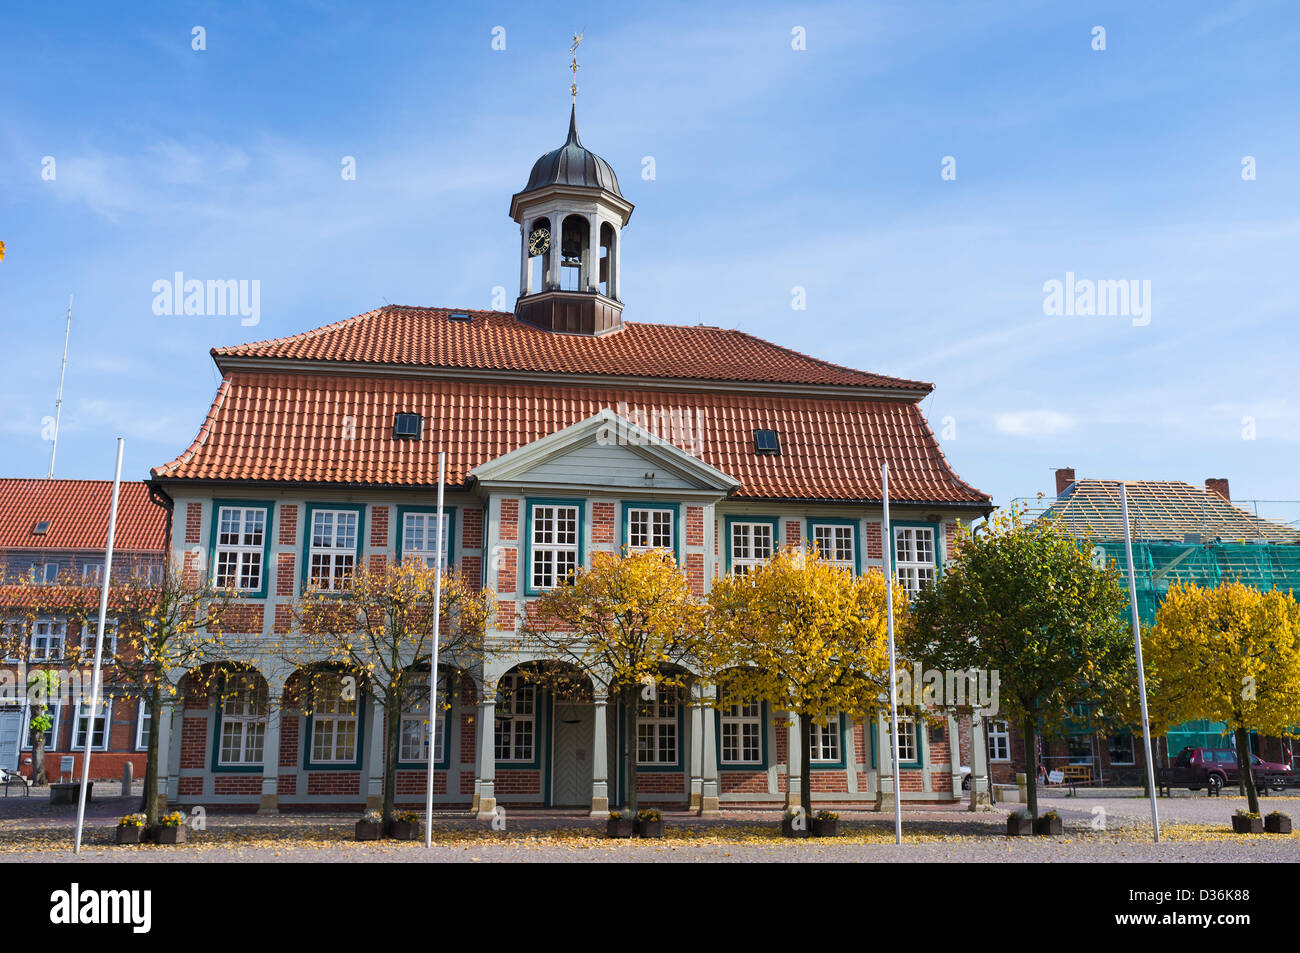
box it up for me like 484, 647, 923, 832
1, 0, 1297, 518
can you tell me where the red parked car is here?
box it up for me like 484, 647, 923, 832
1171, 746, 1291, 795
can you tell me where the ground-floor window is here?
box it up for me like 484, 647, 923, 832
719, 693, 761, 765
219, 673, 268, 766
136, 700, 151, 751
809, 713, 842, 762
20, 703, 59, 750
495, 674, 535, 762
71, 698, 110, 751
310, 675, 358, 764
1108, 733, 1135, 765
1067, 734, 1093, 764
637, 689, 679, 765
988, 720, 1010, 761
884, 714, 918, 765
400, 672, 447, 763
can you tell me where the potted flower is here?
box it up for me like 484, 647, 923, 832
781, 806, 811, 838
152, 811, 187, 845
1006, 809, 1033, 836
355, 809, 382, 841
1034, 809, 1063, 836
115, 813, 147, 845
1231, 810, 1263, 834
1265, 811, 1291, 834
389, 810, 422, 841
635, 808, 664, 838
606, 810, 635, 838
812, 810, 840, 838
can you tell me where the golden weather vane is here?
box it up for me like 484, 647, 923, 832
570, 31, 583, 100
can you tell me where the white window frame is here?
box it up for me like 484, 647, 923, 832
401, 512, 450, 570
494, 673, 536, 762
42, 562, 60, 584
310, 675, 359, 764
218, 673, 268, 766
1108, 732, 1135, 766
308, 509, 359, 592
812, 523, 856, 569
32, 620, 65, 662
71, 697, 111, 751
529, 504, 579, 591
79, 620, 116, 659
894, 526, 937, 595
20, 702, 60, 751
399, 671, 447, 763
82, 563, 104, 585
890, 714, 918, 765
135, 700, 152, 751
636, 688, 679, 766
214, 505, 267, 592
2, 620, 19, 662
810, 713, 842, 763
626, 507, 674, 553
719, 692, 761, 766
988, 720, 1011, 762
730, 521, 774, 576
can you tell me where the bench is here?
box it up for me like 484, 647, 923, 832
1, 768, 31, 797
1062, 764, 1093, 784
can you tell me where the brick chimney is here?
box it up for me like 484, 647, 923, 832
1205, 478, 1230, 501
1054, 468, 1076, 497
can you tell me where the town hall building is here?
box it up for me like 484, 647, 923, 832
148, 106, 994, 816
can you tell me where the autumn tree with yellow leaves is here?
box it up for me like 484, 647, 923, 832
1146, 582, 1300, 815
290, 557, 493, 827
528, 549, 706, 814
706, 548, 899, 822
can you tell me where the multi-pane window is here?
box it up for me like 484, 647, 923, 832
82, 563, 104, 585
79, 620, 115, 659
894, 527, 936, 595
310, 675, 358, 763
219, 673, 268, 766
637, 689, 679, 765
891, 715, 918, 764
1, 620, 17, 662
214, 505, 266, 592
401, 512, 451, 569
399, 672, 447, 763
812, 524, 855, 568
136, 700, 152, 751
627, 508, 673, 552
42, 562, 60, 584
32, 621, 65, 661
719, 692, 761, 765
21, 703, 59, 750
72, 698, 111, 750
494, 674, 535, 761
530, 504, 579, 590
810, 713, 842, 762
988, 720, 1010, 761
1108, 733, 1135, 765
309, 509, 358, 591
730, 522, 774, 576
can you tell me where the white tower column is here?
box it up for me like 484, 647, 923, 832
548, 213, 563, 291
519, 225, 530, 297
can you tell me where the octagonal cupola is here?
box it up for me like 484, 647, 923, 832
509, 106, 634, 335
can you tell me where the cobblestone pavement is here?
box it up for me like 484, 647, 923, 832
2, 784, 1297, 862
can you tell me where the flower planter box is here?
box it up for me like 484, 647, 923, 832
606, 817, 635, 838
1006, 815, 1034, 836
1231, 815, 1263, 834
635, 818, 665, 838
1035, 816, 1064, 836
781, 816, 811, 838
152, 825, 187, 844
115, 825, 143, 845
812, 817, 840, 838
355, 820, 382, 841
1266, 814, 1292, 835
389, 821, 421, 841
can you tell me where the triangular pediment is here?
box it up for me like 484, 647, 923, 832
470, 409, 739, 494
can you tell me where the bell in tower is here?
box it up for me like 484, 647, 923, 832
510, 101, 634, 335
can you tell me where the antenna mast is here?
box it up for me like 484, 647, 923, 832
47, 294, 72, 479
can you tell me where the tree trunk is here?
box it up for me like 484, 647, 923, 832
800, 715, 813, 821
624, 685, 638, 814
142, 683, 164, 824
967, 714, 979, 811
383, 686, 400, 825
1235, 725, 1260, 815
983, 715, 997, 806
1023, 716, 1039, 820
31, 725, 47, 785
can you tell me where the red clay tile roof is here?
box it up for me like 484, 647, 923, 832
153, 372, 989, 506
212, 307, 932, 393
0, 480, 166, 553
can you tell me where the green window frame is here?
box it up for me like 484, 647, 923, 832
620, 501, 681, 563
724, 516, 780, 576
808, 712, 848, 770
523, 498, 585, 596
890, 520, 941, 596
396, 669, 452, 770
209, 499, 275, 599
301, 503, 366, 593
806, 517, 861, 574
303, 673, 367, 770
871, 713, 925, 770
395, 505, 457, 569
210, 671, 269, 774
716, 695, 769, 770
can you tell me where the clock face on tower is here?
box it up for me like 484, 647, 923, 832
528, 227, 551, 257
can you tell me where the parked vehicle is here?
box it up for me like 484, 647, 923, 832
1170, 746, 1291, 795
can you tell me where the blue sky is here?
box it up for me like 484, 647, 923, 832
1, 0, 1297, 516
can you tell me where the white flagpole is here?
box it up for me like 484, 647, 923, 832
1121, 482, 1160, 843
424, 451, 446, 848
47, 295, 73, 479
73, 437, 123, 854
882, 462, 902, 845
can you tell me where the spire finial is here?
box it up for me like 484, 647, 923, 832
569, 31, 583, 101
